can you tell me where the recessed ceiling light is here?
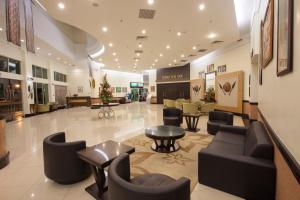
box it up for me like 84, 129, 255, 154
115, 58, 118, 62
112, 52, 117, 56
21, 39, 24, 43
58, 2, 65, 10
193, 46, 197, 50
48, 53, 52, 56
118, 66, 121, 68
166, 45, 170, 49
138, 43, 143, 48
181, 54, 185, 58
173, 59, 177, 63
64, 61, 67, 64
148, 0, 154, 5
102, 26, 108, 32
150, 66, 153, 69
0, 28, 3, 31
57, 57, 61, 60
155, 59, 158, 62
36, 47, 40, 50
208, 32, 217, 39
168, 63, 172, 66
159, 53, 163, 57
108, 43, 113, 47
177, 32, 182, 36
136, 53, 141, 57
141, 29, 146, 35
199, 3, 205, 11
98, 58, 102, 62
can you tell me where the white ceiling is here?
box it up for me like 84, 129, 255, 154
39, 0, 244, 72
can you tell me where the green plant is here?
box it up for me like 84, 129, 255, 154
99, 74, 113, 104
205, 88, 215, 102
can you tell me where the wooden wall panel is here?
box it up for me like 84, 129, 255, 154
258, 111, 300, 200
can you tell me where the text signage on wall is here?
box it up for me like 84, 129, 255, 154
156, 64, 190, 83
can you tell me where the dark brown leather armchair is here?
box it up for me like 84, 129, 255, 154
108, 153, 190, 200
43, 132, 91, 184
207, 111, 234, 135
163, 108, 183, 127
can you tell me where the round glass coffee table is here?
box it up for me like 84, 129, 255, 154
145, 126, 185, 153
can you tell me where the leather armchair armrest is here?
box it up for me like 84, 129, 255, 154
198, 149, 276, 199
219, 125, 248, 135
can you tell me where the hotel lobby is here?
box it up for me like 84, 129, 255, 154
0, 0, 299, 200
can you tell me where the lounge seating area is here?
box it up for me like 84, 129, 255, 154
1, 0, 299, 200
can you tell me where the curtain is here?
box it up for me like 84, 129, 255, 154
6, 0, 21, 46
23, 0, 35, 53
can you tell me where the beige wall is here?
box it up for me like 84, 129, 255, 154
190, 42, 252, 101
253, 0, 300, 169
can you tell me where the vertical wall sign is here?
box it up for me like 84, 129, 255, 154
23, 0, 35, 53
6, 0, 21, 46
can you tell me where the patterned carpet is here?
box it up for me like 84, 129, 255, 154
123, 132, 213, 190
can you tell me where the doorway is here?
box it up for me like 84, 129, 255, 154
54, 85, 67, 105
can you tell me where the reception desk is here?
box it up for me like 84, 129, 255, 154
66, 96, 91, 107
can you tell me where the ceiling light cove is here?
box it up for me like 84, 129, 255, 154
58, 2, 65, 10
207, 32, 217, 39
199, 3, 205, 11
102, 26, 108, 32
148, 0, 154, 5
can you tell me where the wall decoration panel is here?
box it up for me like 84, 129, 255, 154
215, 71, 244, 113
6, 0, 21, 46
23, 0, 35, 53
190, 79, 205, 102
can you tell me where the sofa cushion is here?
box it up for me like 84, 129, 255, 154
244, 121, 274, 160
131, 173, 175, 187
214, 131, 245, 145
207, 141, 244, 155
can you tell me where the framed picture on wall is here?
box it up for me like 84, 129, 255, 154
198, 70, 205, 79
122, 87, 127, 93
150, 86, 155, 92
261, 0, 274, 68
217, 65, 227, 73
207, 64, 215, 72
116, 87, 121, 93
277, 0, 293, 76
77, 86, 83, 94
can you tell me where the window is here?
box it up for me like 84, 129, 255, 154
33, 82, 49, 104
54, 71, 67, 82
0, 55, 21, 74
32, 65, 48, 79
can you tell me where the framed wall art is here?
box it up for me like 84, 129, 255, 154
116, 87, 121, 93
277, 0, 293, 76
261, 0, 274, 68
207, 64, 215, 72
217, 65, 227, 73
190, 79, 205, 102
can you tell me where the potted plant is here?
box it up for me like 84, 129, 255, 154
99, 74, 113, 104
204, 88, 215, 102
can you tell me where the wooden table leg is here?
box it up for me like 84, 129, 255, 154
85, 165, 108, 200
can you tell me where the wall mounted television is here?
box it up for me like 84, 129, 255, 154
130, 82, 144, 88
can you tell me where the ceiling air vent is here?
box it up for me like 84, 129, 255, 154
134, 50, 143, 54
188, 54, 197, 57
198, 49, 207, 53
211, 40, 224, 44
136, 36, 148, 41
181, 60, 188, 63
139, 9, 156, 19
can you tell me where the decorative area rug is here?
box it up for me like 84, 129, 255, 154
123, 132, 213, 190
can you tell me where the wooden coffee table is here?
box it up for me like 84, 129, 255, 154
183, 112, 202, 132
145, 126, 185, 153
77, 140, 135, 200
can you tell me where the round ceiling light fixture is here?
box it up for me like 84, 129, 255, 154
58, 2, 65, 10
199, 3, 205, 11
166, 45, 170, 49
148, 0, 154, 5
102, 26, 108, 32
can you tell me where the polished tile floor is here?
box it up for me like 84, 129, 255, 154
1, 102, 243, 200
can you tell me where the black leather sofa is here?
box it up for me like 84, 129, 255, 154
108, 153, 190, 200
199, 121, 276, 200
163, 108, 183, 127
43, 132, 91, 184
207, 111, 234, 135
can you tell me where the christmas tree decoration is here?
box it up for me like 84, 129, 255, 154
99, 74, 113, 104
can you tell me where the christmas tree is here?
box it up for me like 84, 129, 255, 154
99, 74, 113, 104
